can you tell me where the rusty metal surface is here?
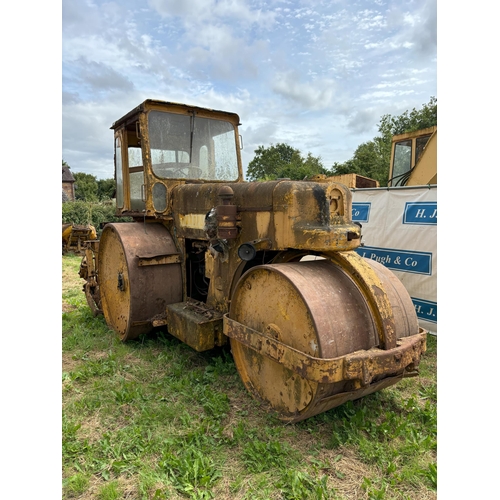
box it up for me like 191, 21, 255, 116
326, 251, 420, 350
228, 259, 423, 422
224, 314, 426, 385
63, 223, 97, 254
98, 222, 182, 340
112, 99, 242, 133
166, 301, 225, 351
171, 180, 361, 253
79, 241, 102, 316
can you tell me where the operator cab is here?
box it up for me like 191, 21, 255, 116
388, 126, 437, 187
112, 99, 243, 217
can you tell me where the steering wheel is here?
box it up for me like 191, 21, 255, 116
154, 163, 202, 179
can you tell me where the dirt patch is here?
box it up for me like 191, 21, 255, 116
63, 353, 80, 373
77, 414, 105, 445
62, 271, 84, 295
63, 303, 77, 313
318, 448, 375, 499
68, 476, 139, 500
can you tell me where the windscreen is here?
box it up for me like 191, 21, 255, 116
148, 110, 239, 181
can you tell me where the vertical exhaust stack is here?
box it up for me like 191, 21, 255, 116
216, 186, 238, 240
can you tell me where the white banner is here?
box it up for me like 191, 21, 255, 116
351, 186, 437, 334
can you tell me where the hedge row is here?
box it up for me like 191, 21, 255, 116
62, 200, 132, 235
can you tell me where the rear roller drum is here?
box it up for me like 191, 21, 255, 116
229, 256, 419, 422
98, 223, 182, 341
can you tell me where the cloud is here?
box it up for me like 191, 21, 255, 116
62, 0, 103, 35
62, 98, 146, 178
385, 0, 437, 57
67, 58, 135, 94
62, 91, 82, 105
346, 108, 380, 135
408, 0, 437, 56
180, 24, 269, 81
148, 0, 208, 18
271, 72, 337, 110
148, 0, 276, 29
354, 9, 387, 30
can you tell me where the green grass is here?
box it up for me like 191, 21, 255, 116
62, 253, 437, 500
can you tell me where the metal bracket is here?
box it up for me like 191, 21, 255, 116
223, 314, 427, 386
138, 254, 182, 266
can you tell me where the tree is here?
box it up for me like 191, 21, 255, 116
246, 143, 328, 181
331, 97, 437, 186
73, 172, 116, 201
378, 96, 437, 139
331, 139, 388, 183
74, 172, 99, 202
97, 178, 116, 200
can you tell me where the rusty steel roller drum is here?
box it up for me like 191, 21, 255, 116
98, 222, 182, 341
229, 256, 419, 422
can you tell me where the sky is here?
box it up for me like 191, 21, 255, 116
62, 0, 437, 180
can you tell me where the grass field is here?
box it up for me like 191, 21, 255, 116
62, 253, 437, 500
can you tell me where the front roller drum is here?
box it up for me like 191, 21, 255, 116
228, 257, 425, 422
98, 222, 182, 341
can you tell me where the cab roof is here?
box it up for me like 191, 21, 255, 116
111, 99, 241, 130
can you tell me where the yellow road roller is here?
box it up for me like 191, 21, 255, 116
79, 99, 426, 422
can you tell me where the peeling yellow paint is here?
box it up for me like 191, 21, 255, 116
179, 213, 206, 229
255, 212, 271, 238
279, 301, 290, 321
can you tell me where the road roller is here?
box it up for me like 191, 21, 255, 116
79, 99, 427, 422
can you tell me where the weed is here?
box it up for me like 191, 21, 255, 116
69, 355, 118, 382
242, 439, 292, 473
159, 447, 222, 498
418, 383, 437, 402
62, 473, 89, 495
196, 386, 230, 420
277, 470, 330, 500
97, 480, 122, 500
425, 462, 438, 489
362, 477, 388, 499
